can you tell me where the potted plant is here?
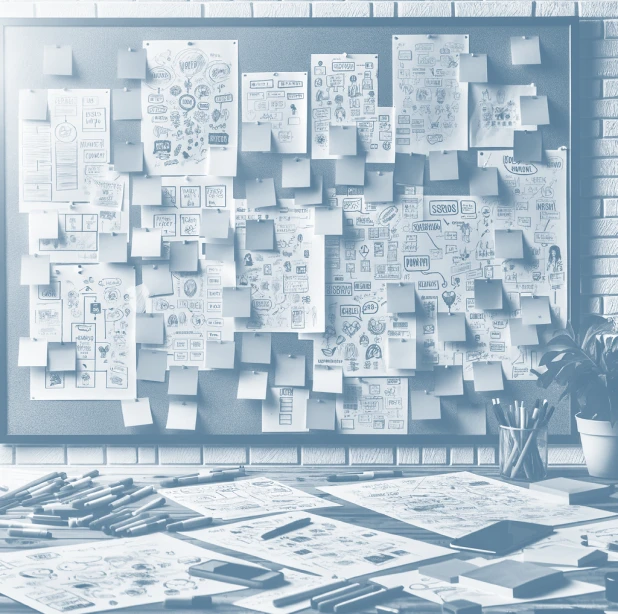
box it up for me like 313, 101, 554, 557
533, 316, 618, 479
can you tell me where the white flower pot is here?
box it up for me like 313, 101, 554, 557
576, 414, 618, 479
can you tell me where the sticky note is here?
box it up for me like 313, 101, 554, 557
314, 206, 343, 236
43, 45, 72, 76
242, 121, 272, 152
394, 153, 425, 186
329, 125, 357, 156
306, 398, 336, 431
245, 219, 275, 250
204, 242, 234, 262
207, 147, 238, 178
18, 338, 48, 367
136, 313, 165, 345
511, 35, 541, 65
313, 365, 343, 394
117, 47, 146, 79
473, 361, 504, 392
205, 340, 235, 369
142, 262, 173, 297
509, 318, 539, 346
521, 295, 552, 326
387, 282, 416, 314
335, 156, 365, 186
514, 130, 543, 163
112, 88, 141, 121
241, 332, 272, 364
201, 209, 230, 241
21, 254, 50, 286
474, 279, 503, 310
429, 151, 459, 181
166, 398, 197, 430
410, 390, 442, 420
131, 228, 162, 258
246, 178, 277, 209
20, 90, 47, 121
137, 348, 167, 382
520, 96, 550, 126
275, 353, 306, 387
170, 241, 199, 273
365, 171, 394, 203
99, 233, 128, 263
282, 157, 311, 189
114, 142, 144, 173
459, 53, 488, 82
295, 175, 323, 206
132, 175, 161, 206
469, 166, 499, 196
387, 338, 416, 369
222, 287, 252, 318
48, 342, 76, 372
168, 366, 199, 396
237, 370, 269, 400
434, 365, 464, 396
495, 229, 524, 259
437, 312, 467, 342
30, 211, 59, 239
121, 398, 153, 427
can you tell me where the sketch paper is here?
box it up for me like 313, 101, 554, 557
0, 534, 246, 614
160, 477, 339, 520
360, 106, 395, 164
319, 472, 615, 539
29, 264, 136, 400
242, 72, 307, 154
392, 35, 469, 154
142, 40, 238, 176
184, 511, 451, 578
262, 387, 309, 432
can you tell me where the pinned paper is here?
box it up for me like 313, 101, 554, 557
329, 125, 357, 156
246, 178, 276, 209
201, 209, 230, 241
114, 142, 144, 173
18, 338, 48, 367
137, 348, 167, 382
473, 361, 504, 392
166, 398, 197, 430
394, 153, 425, 186
48, 342, 76, 372
275, 353, 306, 387
282, 157, 311, 189
387, 282, 416, 313
136, 313, 165, 345
437, 312, 467, 342
205, 340, 236, 369
469, 166, 499, 196
222, 287, 252, 318
20, 90, 47, 121
335, 156, 365, 186
365, 171, 394, 203
459, 53, 488, 83
30, 211, 59, 240
142, 262, 173, 297
306, 398, 336, 431
509, 318, 539, 346
132, 175, 161, 206
520, 95, 550, 126
20, 254, 50, 286
495, 229, 524, 259
313, 365, 343, 394
121, 398, 153, 427
242, 122, 272, 152
474, 279, 503, 310
168, 366, 199, 396
314, 206, 343, 236
514, 130, 543, 162
207, 147, 238, 178
131, 228, 162, 258
429, 151, 459, 181
434, 366, 464, 396
511, 36, 541, 65
170, 241, 199, 273
117, 47, 147, 79
410, 390, 441, 420
237, 370, 269, 400
387, 338, 416, 369
204, 242, 234, 262
295, 175, 323, 206
521, 295, 552, 326
43, 45, 72, 76
112, 88, 141, 121
246, 219, 275, 250
241, 332, 272, 364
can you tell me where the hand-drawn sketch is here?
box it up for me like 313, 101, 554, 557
85, 168, 127, 210
359, 106, 395, 164
392, 35, 469, 154
142, 40, 238, 176
19, 119, 54, 211
262, 387, 309, 433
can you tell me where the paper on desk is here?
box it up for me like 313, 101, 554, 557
262, 387, 309, 433
121, 397, 153, 427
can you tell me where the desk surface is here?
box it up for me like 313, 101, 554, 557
0, 466, 615, 613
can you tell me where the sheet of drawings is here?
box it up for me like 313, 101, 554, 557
0, 534, 246, 614
470, 84, 537, 147
242, 72, 307, 154
29, 264, 136, 400
142, 40, 238, 176
358, 106, 395, 164
19, 118, 54, 211
336, 377, 408, 435
234, 200, 325, 333
319, 472, 615, 540
262, 387, 309, 433
311, 53, 378, 160
392, 35, 468, 155
183, 512, 452, 579
159, 477, 339, 521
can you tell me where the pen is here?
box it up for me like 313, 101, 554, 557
109, 486, 155, 509
174, 471, 242, 486
8, 527, 52, 539
332, 585, 404, 613
261, 517, 312, 540
318, 585, 376, 612
311, 584, 360, 608
273, 580, 349, 607
132, 496, 166, 516
159, 473, 200, 488
326, 470, 403, 482
29, 514, 69, 526
166, 516, 213, 532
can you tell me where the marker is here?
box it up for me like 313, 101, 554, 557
58, 478, 93, 494
273, 580, 349, 607
72, 486, 126, 508
109, 486, 155, 510
0, 472, 67, 501
0, 520, 33, 529
112, 513, 169, 535
126, 518, 169, 536
166, 516, 213, 532
332, 585, 404, 613
89, 509, 133, 530
8, 528, 52, 539
159, 473, 200, 488
326, 470, 403, 483
261, 517, 312, 540
82, 493, 118, 510
132, 496, 166, 516
318, 586, 376, 612
174, 471, 242, 487
108, 478, 134, 489
29, 514, 69, 526
20, 479, 66, 502
163, 596, 213, 609
66, 469, 100, 482
311, 584, 360, 608
57, 484, 106, 502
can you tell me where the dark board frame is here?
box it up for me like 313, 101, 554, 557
0, 17, 579, 443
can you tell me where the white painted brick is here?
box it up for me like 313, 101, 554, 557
138, 446, 157, 464
204, 2, 251, 16
349, 447, 394, 465
16, 446, 66, 465
302, 447, 346, 465
535, 1, 575, 16
604, 198, 618, 216
373, 1, 394, 17
603, 121, 618, 137
0, 3, 34, 17
477, 446, 497, 465
250, 447, 299, 465
548, 446, 586, 465
397, 447, 420, 465
454, 2, 532, 17
107, 447, 138, 465
158, 446, 202, 465
36, 2, 96, 17
202, 446, 248, 465
97, 2, 201, 17
584, 178, 618, 198
583, 218, 618, 236
584, 158, 618, 177
422, 447, 448, 464
586, 41, 618, 59
312, 2, 369, 17
253, 1, 310, 16
398, 1, 451, 17
67, 447, 105, 465
603, 296, 618, 314
582, 119, 601, 139
583, 137, 618, 156
582, 20, 603, 39
586, 238, 618, 256
450, 446, 475, 465
606, 20, 618, 38
583, 296, 603, 314
580, 2, 618, 18
582, 257, 618, 277
0, 446, 14, 465
583, 60, 618, 80
581, 199, 602, 217
582, 276, 618, 295
584, 99, 618, 118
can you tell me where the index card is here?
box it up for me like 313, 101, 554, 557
246, 177, 276, 209
20, 90, 47, 121
132, 175, 161, 206
469, 166, 499, 196
112, 88, 141, 121
394, 153, 425, 186
137, 348, 167, 382
335, 156, 365, 186
20, 254, 50, 286
48, 342, 76, 372
205, 340, 236, 369
364, 170, 394, 203
237, 370, 269, 400
242, 121, 272, 152
387, 282, 416, 313
201, 209, 230, 241
207, 146, 238, 178
241, 332, 272, 364
509, 318, 539, 346
204, 242, 235, 262
168, 366, 199, 396
495, 229, 524, 259
429, 151, 459, 181
306, 398, 336, 431
166, 398, 197, 430
314, 206, 343, 236
474, 279, 503, 310
282, 157, 311, 189
437, 312, 467, 342
142, 262, 173, 297
121, 397, 153, 427
114, 142, 144, 173
434, 365, 464, 397
170, 241, 199, 273
222, 287, 252, 318
387, 338, 416, 369
411, 390, 442, 420
117, 47, 147, 79
136, 313, 165, 345
511, 35, 541, 65
131, 228, 162, 258
313, 365, 343, 394
245, 219, 275, 250
30, 211, 58, 240
18, 338, 48, 367
329, 125, 357, 156
514, 130, 543, 163
521, 295, 552, 326
473, 361, 504, 392
520, 95, 550, 126
459, 53, 488, 82
275, 353, 306, 387
43, 45, 72, 76
295, 175, 323, 206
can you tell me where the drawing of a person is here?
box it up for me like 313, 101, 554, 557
547, 245, 563, 273
348, 75, 360, 98
334, 95, 346, 122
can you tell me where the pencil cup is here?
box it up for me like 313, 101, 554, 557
499, 425, 548, 482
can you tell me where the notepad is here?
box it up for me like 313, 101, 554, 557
306, 398, 336, 430
314, 206, 343, 236
514, 130, 543, 163
520, 295, 552, 326
387, 338, 416, 369
43, 44, 72, 76
329, 125, 357, 156
523, 544, 608, 568
434, 365, 464, 396
132, 175, 161, 206
137, 349, 167, 382
168, 366, 199, 396
166, 398, 198, 430
474, 279, 503, 310
335, 156, 365, 186
245, 219, 275, 250
205, 341, 236, 369
114, 142, 144, 173
121, 397, 153, 427
275, 353, 306, 387
131, 228, 162, 258
18, 338, 48, 367
509, 318, 539, 346
364, 170, 393, 203
387, 282, 416, 313
459, 53, 488, 82
520, 95, 550, 126
117, 47, 147, 79
242, 121, 272, 153
241, 332, 272, 364
237, 370, 269, 400
170, 241, 199, 273
429, 151, 459, 181
473, 361, 504, 392
48, 342, 76, 372
295, 175, 323, 206
469, 166, 499, 196
141, 262, 173, 297
394, 153, 425, 186
21, 254, 50, 286
410, 390, 442, 420
313, 365, 343, 394
246, 177, 277, 209
99, 233, 128, 263
494, 229, 524, 259
222, 287, 252, 318
437, 312, 466, 342
136, 313, 165, 345
112, 88, 142, 121
201, 209, 230, 241
511, 35, 541, 65
419, 559, 478, 583
282, 156, 311, 189
529, 478, 614, 504
20, 89, 47, 121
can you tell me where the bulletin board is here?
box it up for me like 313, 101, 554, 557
0, 18, 578, 442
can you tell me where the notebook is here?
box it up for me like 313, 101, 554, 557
523, 544, 608, 568
529, 478, 613, 504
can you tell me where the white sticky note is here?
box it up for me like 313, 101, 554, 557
20, 254, 50, 286
306, 398, 336, 431
329, 125, 357, 156
437, 312, 467, 342
246, 178, 277, 209
469, 166, 499, 196
114, 142, 144, 173
112, 88, 141, 121
513, 130, 543, 163
364, 171, 394, 203
495, 229, 524, 259
121, 397, 153, 427
166, 398, 198, 430
314, 206, 343, 236
509, 318, 539, 346
429, 151, 459, 181
282, 157, 311, 189
18, 338, 48, 367
434, 366, 464, 397
131, 228, 162, 258
410, 390, 442, 420
168, 366, 199, 396
459, 53, 488, 82
142, 262, 173, 297
335, 156, 365, 186
137, 348, 167, 382
387, 282, 416, 314
237, 370, 269, 400
207, 147, 238, 178
474, 279, 503, 310
43, 45, 72, 76
48, 342, 76, 372
394, 153, 425, 186
387, 338, 416, 369
132, 175, 161, 206
473, 361, 504, 392
241, 332, 272, 364
313, 365, 343, 394
242, 122, 272, 152
521, 295, 552, 326
275, 353, 306, 387
117, 47, 147, 79
99, 233, 128, 263
30, 211, 59, 240
20, 90, 47, 121
520, 96, 550, 126
511, 36, 541, 65
222, 287, 252, 318
295, 175, 323, 206
170, 241, 199, 273
136, 313, 165, 344
201, 209, 230, 241
246, 219, 275, 250
205, 341, 236, 369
